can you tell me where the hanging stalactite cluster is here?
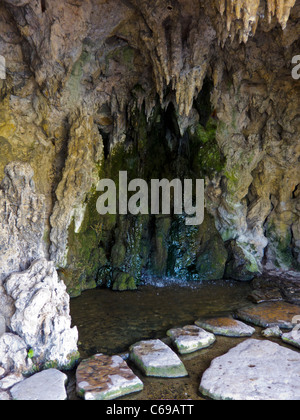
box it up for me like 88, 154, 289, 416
213, 0, 296, 43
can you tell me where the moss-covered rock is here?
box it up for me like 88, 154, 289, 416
112, 271, 137, 291
225, 241, 260, 281
167, 213, 227, 281
64, 95, 230, 293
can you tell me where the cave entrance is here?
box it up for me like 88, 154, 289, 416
64, 80, 228, 296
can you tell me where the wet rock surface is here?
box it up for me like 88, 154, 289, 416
195, 317, 255, 337
10, 369, 68, 401
261, 326, 282, 338
76, 354, 143, 400
166, 325, 216, 354
199, 339, 300, 400
236, 301, 300, 329
129, 339, 188, 378
0, 1, 299, 295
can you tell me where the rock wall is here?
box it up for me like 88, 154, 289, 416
0, 0, 299, 295
0, 162, 79, 374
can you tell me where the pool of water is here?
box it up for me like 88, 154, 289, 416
67, 279, 300, 400
70, 280, 252, 359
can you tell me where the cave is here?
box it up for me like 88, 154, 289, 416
0, 0, 299, 401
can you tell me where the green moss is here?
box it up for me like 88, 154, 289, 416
42, 350, 80, 371
166, 213, 227, 282
64, 92, 231, 293
112, 271, 137, 291
105, 46, 135, 72
189, 118, 226, 178
225, 241, 260, 281
67, 47, 91, 104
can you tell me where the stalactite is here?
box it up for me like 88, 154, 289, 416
214, 0, 296, 44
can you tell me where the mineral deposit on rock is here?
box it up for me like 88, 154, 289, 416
76, 354, 143, 400
4, 258, 79, 370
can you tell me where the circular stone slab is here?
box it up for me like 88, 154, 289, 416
129, 339, 188, 378
195, 317, 255, 337
235, 302, 300, 329
167, 325, 216, 354
199, 339, 300, 400
76, 354, 143, 400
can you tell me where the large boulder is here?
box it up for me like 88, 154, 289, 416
200, 339, 300, 400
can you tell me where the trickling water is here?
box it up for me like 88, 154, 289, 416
70, 279, 252, 359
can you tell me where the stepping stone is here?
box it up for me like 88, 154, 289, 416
195, 317, 255, 337
248, 288, 283, 304
76, 354, 143, 400
235, 301, 300, 329
282, 330, 300, 350
261, 326, 282, 338
0, 373, 23, 390
10, 369, 67, 400
199, 339, 300, 400
129, 339, 188, 378
167, 325, 216, 354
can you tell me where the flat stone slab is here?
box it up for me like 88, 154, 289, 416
76, 354, 143, 400
167, 325, 216, 354
248, 288, 283, 304
129, 339, 188, 378
195, 317, 255, 337
199, 339, 300, 400
10, 369, 67, 401
235, 302, 300, 329
282, 330, 300, 350
0, 391, 10, 400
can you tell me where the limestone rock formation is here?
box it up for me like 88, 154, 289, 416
4, 258, 79, 370
0, 163, 78, 374
0, 161, 46, 324
0, 0, 298, 292
0, 333, 32, 373
0, 162, 45, 283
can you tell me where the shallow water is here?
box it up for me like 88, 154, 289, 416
68, 280, 254, 400
70, 280, 252, 359
68, 279, 300, 400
